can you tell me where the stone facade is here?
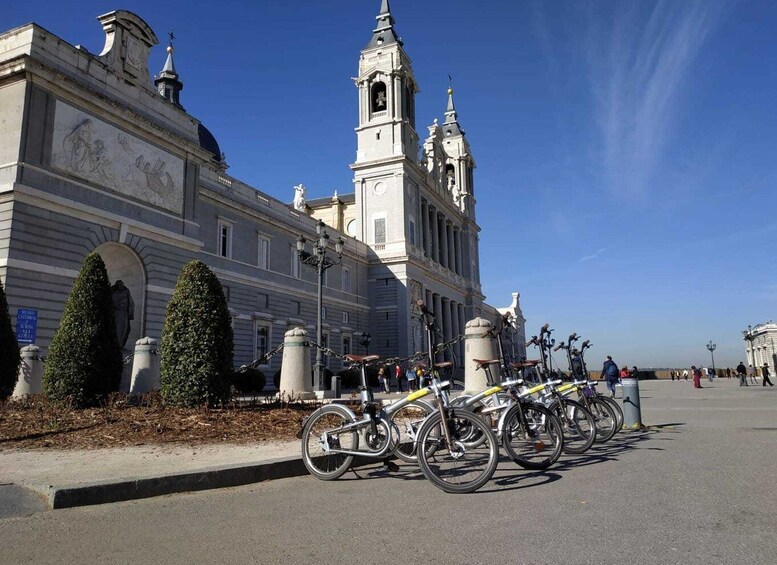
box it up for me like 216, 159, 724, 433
743, 322, 777, 374
0, 5, 524, 379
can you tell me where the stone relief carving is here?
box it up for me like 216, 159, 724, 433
52, 101, 183, 213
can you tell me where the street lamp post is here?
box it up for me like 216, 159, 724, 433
706, 340, 717, 378
743, 325, 757, 372
359, 332, 372, 355
296, 220, 345, 392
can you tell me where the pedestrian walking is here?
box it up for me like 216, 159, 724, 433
671, 370, 676, 382
762, 364, 774, 387
378, 366, 390, 393
725, 367, 732, 380
395, 364, 403, 393
692, 365, 703, 388
601, 355, 620, 398
682, 369, 689, 382
748, 364, 757, 385
736, 361, 748, 386
405, 366, 416, 391
705, 367, 713, 382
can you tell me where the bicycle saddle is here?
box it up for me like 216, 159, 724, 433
343, 354, 381, 363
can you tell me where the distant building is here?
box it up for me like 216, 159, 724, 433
744, 322, 776, 374
0, 3, 523, 379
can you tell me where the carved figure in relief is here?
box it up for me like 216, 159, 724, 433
62, 119, 95, 171
135, 155, 175, 199
293, 184, 307, 210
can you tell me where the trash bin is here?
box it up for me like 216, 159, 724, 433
621, 377, 642, 430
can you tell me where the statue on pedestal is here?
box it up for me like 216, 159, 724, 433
111, 280, 134, 349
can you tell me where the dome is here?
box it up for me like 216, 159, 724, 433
197, 123, 221, 162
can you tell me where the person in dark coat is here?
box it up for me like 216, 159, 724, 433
762, 364, 774, 387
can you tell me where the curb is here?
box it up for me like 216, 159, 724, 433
24, 454, 377, 510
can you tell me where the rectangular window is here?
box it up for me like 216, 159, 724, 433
223, 285, 231, 303
321, 306, 327, 320
408, 218, 416, 246
291, 247, 301, 278
342, 312, 349, 324
257, 293, 269, 310
322, 268, 328, 287
290, 300, 301, 315
342, 335, 351, 357
218, 220, 233, 258
255, 322, 270, 362
342, 267, 351, 293
374, 217, 386, 244
257, 235, 270, 270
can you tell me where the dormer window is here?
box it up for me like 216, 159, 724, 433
371, 81, 387, 113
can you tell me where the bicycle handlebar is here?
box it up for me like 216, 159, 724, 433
540, 323, 550, 334
568, 333, 578, 342
526, 336, 538, 347
553, 341, 565, 352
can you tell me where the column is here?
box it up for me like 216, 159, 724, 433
453, 228, 462, 274
439, 214, 448, 269
421, 200, 429, 257
447, 222, 455, 272
430, 207, 439, 263
441, 297, 451, 362
458, 303, 466, 365
451, 301, 460, 367
433, 293, 443, 363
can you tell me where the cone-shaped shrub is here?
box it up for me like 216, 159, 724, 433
43, 252, 122, 406
161, 260, 233, 406
0, 280, 21, 400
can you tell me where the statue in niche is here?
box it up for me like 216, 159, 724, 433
293, 184, 307, 210
111, 280, 135, 349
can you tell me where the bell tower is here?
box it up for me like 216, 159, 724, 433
353, 0, 419, 164
351, 1, 420, 249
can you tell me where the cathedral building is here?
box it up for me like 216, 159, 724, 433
0, 2, 525, 380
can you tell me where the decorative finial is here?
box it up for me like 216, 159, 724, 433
167, 30, 175, 53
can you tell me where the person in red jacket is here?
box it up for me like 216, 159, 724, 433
691, 365, 703, 388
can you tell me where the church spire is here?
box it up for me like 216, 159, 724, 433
443, 85, 463, 136
365, 0, 401, 49
154, 30, 184, 109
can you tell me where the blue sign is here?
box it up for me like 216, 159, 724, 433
16, 308, 38, 344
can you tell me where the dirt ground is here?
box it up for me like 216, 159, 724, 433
0, 394, 327, 450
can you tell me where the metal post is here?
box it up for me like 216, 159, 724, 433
706, 341, 716, 379
314, 257, 324, 390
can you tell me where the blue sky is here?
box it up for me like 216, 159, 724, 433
4, 1, 775, 368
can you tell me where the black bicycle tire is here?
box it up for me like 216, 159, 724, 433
301, 404, 358, 480
501, 402, 563, 470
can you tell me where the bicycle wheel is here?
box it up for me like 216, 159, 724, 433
389, 400, 434, 463
599, 395, 624, 431
550, 398, 595, 454
416, 409, 499, 494
301, 404, 359, 480
502, 402, 563, 470
588, 397, 618, 443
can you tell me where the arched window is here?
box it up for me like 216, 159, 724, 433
371, 81, 387, 113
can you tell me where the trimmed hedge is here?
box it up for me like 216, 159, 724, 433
43, 252, 123, 406
161, 261, 233, 407
0, 280, 21, 400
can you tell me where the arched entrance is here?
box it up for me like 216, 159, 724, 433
94, 242, 146, 354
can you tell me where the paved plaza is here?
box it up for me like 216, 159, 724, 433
1, 379, 775, 564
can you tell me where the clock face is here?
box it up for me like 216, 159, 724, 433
346, 219, 357, 236
373, 182, 386, 195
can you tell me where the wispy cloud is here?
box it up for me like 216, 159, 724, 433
586, 1, 725, 197
579, 246, 610, 263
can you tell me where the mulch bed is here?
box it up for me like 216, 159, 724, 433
0, 394, 337, 450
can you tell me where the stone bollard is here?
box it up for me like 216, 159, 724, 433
129, 337, 161, 395
621, 377, 643, 430
278, 327, 315, 400
464, 318, 497, 394
12, 345, 44, 397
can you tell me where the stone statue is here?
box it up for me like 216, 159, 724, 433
111, 280, 134, 349
293, 184, 307, 210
